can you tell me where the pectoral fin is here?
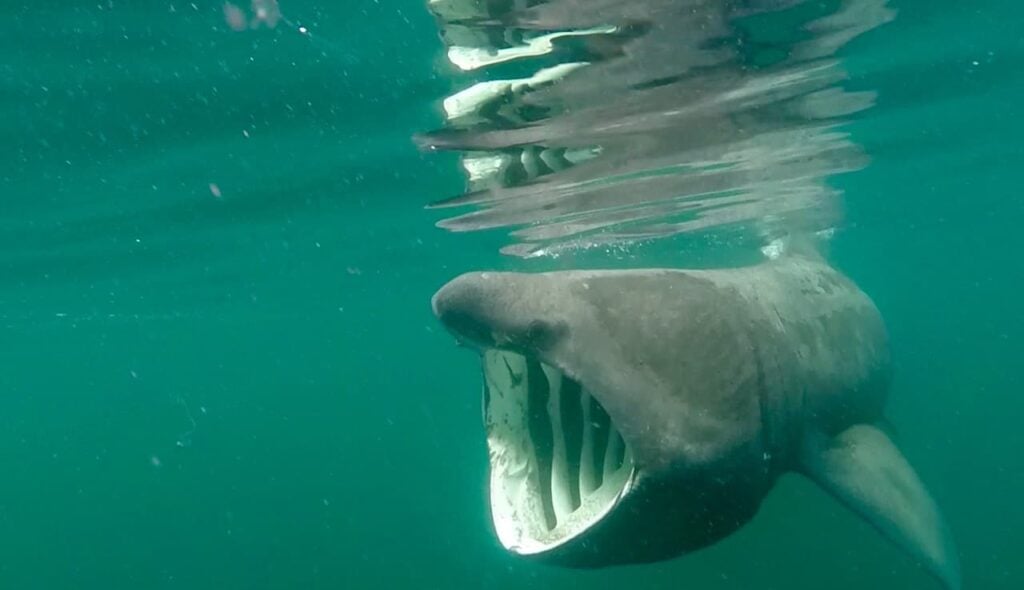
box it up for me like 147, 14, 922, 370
801, 424, 961, 589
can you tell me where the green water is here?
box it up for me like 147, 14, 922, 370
2, 1, 1022, 588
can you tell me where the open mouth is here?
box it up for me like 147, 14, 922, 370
481, 349, 636, 555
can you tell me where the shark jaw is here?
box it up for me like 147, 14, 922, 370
480, 349, 637, 556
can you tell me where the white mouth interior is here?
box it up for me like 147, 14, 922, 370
481, 349, 636, 554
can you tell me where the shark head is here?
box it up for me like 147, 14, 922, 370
431, 269, 772, 566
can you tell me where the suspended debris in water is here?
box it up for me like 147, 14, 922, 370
223, 2, 247, 31
223, 0, 281, 31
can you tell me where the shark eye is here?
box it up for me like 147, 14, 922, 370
525, 320, 560, 350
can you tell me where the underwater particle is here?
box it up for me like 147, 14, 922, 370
224, 0, 281, 31
150, 455, 162, 467
209, 182, 222, 198
298, 25, 308, 34
223, 2, 247, 31
250, 0, 281, 28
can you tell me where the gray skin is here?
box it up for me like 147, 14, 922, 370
431, 252, 960, 589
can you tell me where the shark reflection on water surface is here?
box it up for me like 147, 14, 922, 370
418, 0, 896, 258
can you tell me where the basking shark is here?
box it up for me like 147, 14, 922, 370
431, 250, 960, 589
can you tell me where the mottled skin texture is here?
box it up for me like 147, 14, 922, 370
431, 253, 957, 586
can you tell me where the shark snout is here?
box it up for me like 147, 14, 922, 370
431, 272, 488, 321
432, 272, 503, 347
433, 271, 563, 353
